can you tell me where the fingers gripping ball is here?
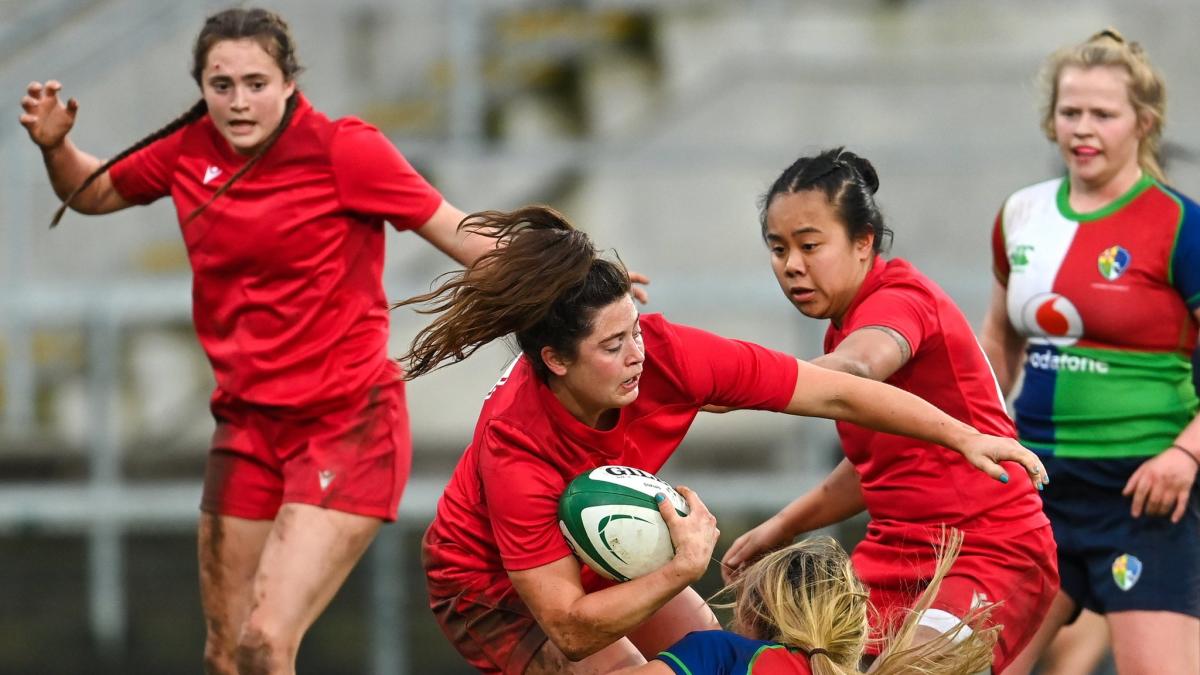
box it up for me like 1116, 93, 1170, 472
558, 466, 688, 582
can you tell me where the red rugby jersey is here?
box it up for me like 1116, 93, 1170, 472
108, 93, 443, 407
424, 314, 799, 597
825, 257, 1048, 531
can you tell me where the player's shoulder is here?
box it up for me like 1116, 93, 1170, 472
661, 629, 764, 657
477, 360, 550, 439
638, 312, 672, 344
1004, 177, 1061, 211
285, 95, 387, 154
872, 258, 941, 303
1156, 182, 1200, 221
659, 631, 810, 675
638, 312, 712, 371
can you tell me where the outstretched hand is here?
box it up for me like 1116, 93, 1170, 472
957, 433, 1048, 490
19, 80, 77, 150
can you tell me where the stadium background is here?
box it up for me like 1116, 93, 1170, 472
2, 0, 1198, 672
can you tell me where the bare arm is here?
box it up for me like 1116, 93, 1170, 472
611, 662, 674, 675
812, 324, 911, 382
721, 458, 864, 580
413, 199, 494, 266
784, 357, 1047, 486
507, 487, 717, 661
765, 458, 865, 534
979, 279, 1025, 396
19, 80, 130, 215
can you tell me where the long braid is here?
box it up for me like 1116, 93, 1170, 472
183, 91, 299, 224
50, 99, 208, 227
51, 8, 305, 228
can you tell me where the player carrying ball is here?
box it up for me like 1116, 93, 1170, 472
395, 205, 1047, 674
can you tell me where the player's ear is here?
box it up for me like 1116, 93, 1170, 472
854, 231, 875, 259
541, 346, 570, 377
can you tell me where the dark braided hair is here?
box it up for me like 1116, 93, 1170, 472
760, 147, 893, 253
50, 100, 207, 227
50, 7, 304, 227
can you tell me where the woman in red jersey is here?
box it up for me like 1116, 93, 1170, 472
395, 205, 1047, 674
720, 148, 1059, 674
981, 30, 1200, 675
18, 8, 509, 675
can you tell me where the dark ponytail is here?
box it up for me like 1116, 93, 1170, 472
760, 147, 892, 253
395, 206, 631, 381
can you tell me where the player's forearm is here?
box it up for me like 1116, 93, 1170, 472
40, 139, 107, 210
790, 361, 976, 451
773, 459, 865, 535
549, 564, 696, 660
777, 456, 864, 530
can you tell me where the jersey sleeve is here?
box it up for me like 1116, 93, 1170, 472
662, 318, 798, 412
477, 420, 573, 571
107, 126, 186, 205
329, 118, 444, 231
1168, 189, 1200, 310
840, 281, 938, 358
992, 206, 1010, 286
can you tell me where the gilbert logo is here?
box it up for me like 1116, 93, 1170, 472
318, 470, 336, 491
203, 165, 222, 185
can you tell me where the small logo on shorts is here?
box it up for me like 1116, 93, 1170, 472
971, 590, 990, 609
318, 470, 336, 491
1112, 553, 1142, 591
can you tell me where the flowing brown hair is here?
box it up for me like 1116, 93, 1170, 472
395, 206, 631, 381
51, 7, 304, 227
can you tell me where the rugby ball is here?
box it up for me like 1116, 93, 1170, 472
558, 465, 688, 582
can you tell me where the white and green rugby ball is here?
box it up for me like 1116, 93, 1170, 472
558, 465, 688, 582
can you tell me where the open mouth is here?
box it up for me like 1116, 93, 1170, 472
620, 374, 640, 391
228, 120, 255, 133
790, 288, 816, 302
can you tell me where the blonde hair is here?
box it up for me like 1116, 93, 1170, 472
719, 530, 997, 675
1038, 28, 1167, 182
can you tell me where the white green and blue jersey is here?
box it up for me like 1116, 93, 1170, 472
993, 174, 1200, 459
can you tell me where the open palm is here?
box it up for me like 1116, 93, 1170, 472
19, 80, 78, 150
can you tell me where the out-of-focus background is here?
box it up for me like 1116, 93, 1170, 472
2, 0, 1197, 672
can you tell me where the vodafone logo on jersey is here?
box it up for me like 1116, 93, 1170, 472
1020, 293, 1083, 346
